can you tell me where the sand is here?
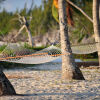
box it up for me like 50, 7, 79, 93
1, 64, 100, 100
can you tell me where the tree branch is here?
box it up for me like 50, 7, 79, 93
67, 0, 93, 23
12, 25, 25, 41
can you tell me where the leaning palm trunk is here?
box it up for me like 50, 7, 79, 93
93, 0, 100, 66
58, 0, 84, 80
99, 0, 100, 23
0, 68, 16, 95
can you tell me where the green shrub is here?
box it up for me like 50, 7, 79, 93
0, 45, 7, 53
24, 43, 46, 51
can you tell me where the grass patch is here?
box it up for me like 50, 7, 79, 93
24, 43, 46, 51
82, 58, 98, 62
32, 46, 47, 51
0, 45, 7, 53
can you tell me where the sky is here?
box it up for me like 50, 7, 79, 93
0, 0, 41, 12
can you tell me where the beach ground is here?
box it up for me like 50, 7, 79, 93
1, 65, 100, 100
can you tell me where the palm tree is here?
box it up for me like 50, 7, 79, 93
93, 0, 100, 65
0, 68, 16, 95
0, 0, 16, 95
58, 0, 85, 80
99, 0, 100, 23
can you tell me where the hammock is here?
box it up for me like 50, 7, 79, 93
0, 42, 97, 64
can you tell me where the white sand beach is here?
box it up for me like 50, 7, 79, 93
1, 63, 100, 100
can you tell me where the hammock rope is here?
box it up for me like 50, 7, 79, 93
0, 42, 98, 64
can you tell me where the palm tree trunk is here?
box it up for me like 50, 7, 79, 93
0, 68, 16, 95
99, 0, 100, 20
93, 0, 100, 66
58, 0, 85, 80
